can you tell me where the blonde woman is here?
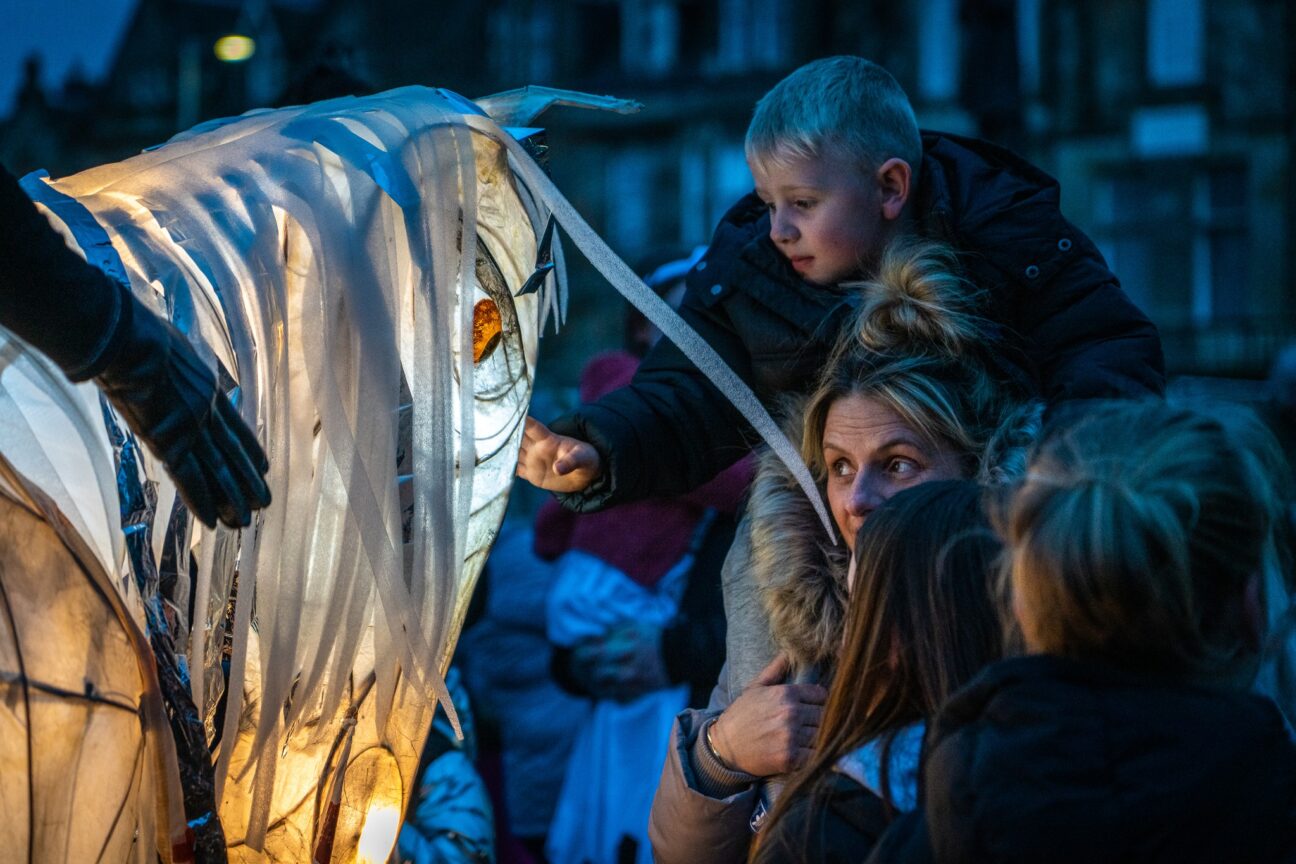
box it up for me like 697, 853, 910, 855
648, 240, 1040, 864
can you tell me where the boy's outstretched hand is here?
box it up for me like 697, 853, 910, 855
516, 416, 602, 493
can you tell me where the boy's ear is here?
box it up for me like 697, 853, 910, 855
874, 158, 912, 222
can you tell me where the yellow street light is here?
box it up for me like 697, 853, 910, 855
214, 34, 256, 63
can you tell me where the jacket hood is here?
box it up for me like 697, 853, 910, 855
925, 655, 1296, 863
747, 398, 849, 674
917, 131, 1070, 287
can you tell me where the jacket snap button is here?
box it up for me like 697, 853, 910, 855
1025, 264, 1040, 279
710, 283, 723, 296
1058, 238, 1072, 252
696, 260, 708, 271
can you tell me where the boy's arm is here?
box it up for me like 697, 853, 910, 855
548, 278, 755, 512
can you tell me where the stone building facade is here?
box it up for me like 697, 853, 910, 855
2, 0, 1291, 379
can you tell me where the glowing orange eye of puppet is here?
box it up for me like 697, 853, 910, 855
472, 298, 502, 363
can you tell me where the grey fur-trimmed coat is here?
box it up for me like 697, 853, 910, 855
647, 392, 1041, 864
733, 438, 850, 692
648, 436, 848, 864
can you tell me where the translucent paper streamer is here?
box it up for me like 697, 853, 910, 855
187, 523, 216, 731
453, 127, 479, 671
5, 86, 703, 862
471, 116, 836, 538
0, 336, 125, 582
403, 122, 466, 733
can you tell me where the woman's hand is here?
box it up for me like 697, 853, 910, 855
709, 655, 826, 777
516, 416, 602, 493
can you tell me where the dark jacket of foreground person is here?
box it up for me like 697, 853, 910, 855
866, 655, 1296, 864
553, 132, 1165, 511
750, 769, 893, 864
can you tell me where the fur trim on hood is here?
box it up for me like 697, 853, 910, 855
748, 402, 849, 674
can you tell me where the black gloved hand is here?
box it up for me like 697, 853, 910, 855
1, 164, 270, 528
96, 292, 271, 529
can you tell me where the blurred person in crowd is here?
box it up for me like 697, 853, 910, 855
543, 246, 740, 709
868, 402, 1296, 863
751, 480, 1003, 864
455, 511, 587, 864
399, 666, 495, 864
540, 248, 755, 864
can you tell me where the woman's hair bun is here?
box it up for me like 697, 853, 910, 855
848, 239, 985, 357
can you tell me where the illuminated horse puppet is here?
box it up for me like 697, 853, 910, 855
0, 85, 602, 863
0, 85, 830, 863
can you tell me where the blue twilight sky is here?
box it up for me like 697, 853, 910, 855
0, 0, 139, 114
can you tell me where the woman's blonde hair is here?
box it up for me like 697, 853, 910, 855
1007, 401, 1276, 685
801, 239, 1038, 490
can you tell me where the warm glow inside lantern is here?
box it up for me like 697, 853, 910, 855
3, 83, 762, 864
3, 87, 559, 862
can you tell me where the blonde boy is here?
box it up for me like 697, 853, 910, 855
519, 56, 1166, 864
517, 55, 1162, 507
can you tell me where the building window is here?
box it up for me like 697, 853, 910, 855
679, 143, 708, 244
1016, 0, 1041, 96
1147, 0, 1203, 87
622, 0, 680, 76
606, 149, 652, 255
708, 143, 752, 235
714, 0, 789, 73
918, 0, 960, 102
488, 6, 553, 84
604, 148, 681, 257
1092, 161, 1249, 334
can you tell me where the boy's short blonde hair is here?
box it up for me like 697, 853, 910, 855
746, 56, 922, 180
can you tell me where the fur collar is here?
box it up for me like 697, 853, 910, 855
747, 410, 850, 675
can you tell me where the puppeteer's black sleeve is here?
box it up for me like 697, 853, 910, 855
549, 276, 755, 512
0, 163, 271, 529
0, 164, 131, 380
